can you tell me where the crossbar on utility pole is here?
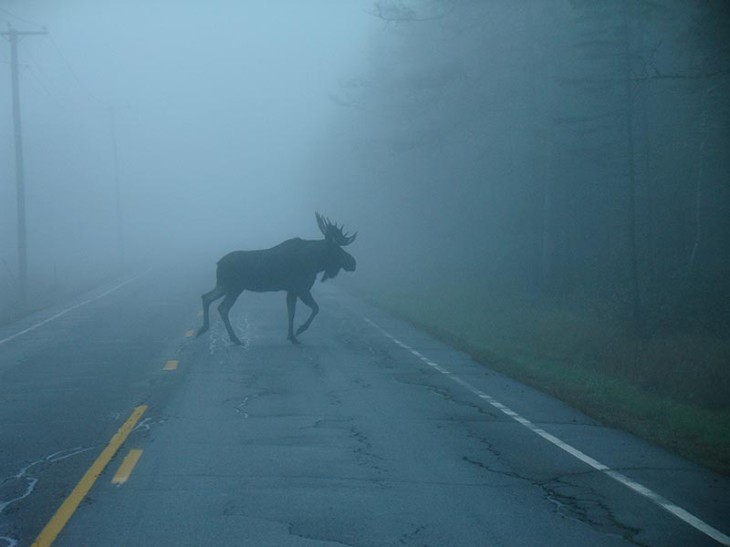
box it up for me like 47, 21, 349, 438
2, 25, 47, 305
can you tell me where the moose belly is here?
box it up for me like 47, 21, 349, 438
217, 249, 317, 294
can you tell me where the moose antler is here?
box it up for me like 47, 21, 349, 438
315, 212, 357, 246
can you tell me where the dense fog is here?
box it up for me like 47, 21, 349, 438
0, 0, 376, 311
2, 0, 729, 350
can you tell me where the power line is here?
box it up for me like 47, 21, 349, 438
19, 40, 87, 110
44, 33, 105, 108
17, 36, 105, 112
0, 7, 44, 29
3, 19, 113, 111
22, 60, 67, 106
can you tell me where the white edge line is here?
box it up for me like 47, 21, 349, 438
363, 316, 730, 546
0, 272, 148, 347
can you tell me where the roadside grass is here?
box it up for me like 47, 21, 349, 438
367, 282, 730, 475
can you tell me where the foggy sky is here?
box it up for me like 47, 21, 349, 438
2, 1, 728, 320
1, 0, 377, 295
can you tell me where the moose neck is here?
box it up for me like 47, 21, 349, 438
317, 239, 342, 282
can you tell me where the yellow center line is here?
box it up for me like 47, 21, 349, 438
111, 449, 143, 485
163, 360, 178, 371
32, 405, 147, 547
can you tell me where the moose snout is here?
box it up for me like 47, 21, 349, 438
344, 256, 356, 272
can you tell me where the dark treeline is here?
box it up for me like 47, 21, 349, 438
306, 0, 730, 418
321, 0, 729, 340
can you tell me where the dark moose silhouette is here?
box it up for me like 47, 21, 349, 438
197, 212, 357, 345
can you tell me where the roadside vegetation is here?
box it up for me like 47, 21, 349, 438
326, 1, 730, 477
369, 281, 730, 476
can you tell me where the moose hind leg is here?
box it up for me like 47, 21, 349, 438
295, 291, 319, 336
218, 290, 244, 345
286, 292, 300, 344
197, 285, 225, 337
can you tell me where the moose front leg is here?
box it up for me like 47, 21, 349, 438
218, 290, 243, 345
295, 291, 319, 337
286, 292, 300, 344
197, 285, 225, 338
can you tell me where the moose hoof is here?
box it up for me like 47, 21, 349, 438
230, 336, 244, 346
196, 326, 208, 338
288, 336, 300, 345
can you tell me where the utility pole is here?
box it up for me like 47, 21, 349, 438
108, 106, 127, 269
2, 24, 47, 304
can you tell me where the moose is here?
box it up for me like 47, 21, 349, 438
196, 213, 357, 345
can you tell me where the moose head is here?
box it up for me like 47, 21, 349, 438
316, 212, 357, 281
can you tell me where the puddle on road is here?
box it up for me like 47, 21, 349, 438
207, 314, 255, 355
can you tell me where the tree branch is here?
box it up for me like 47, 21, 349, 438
631, 68, 730, 81
365, 1, 453, 23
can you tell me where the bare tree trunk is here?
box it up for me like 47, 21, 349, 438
527, 0, 556, 295
622, 0, 646, 339
540, 139, 555, 293
687, 86, 713, 274
635, 20, 656, 335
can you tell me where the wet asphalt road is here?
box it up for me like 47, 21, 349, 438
0, 269, 728, 546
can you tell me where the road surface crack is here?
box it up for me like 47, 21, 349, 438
288, 522, 358, 546
460, 453, 644, 544
397, 524, 427, 545
540, 475, 646, 545
0, 446, 96, 546
395, 376, 499, 419
0, 446, 95, 514
462, 430, 644, 544
350, 426, 388, 476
